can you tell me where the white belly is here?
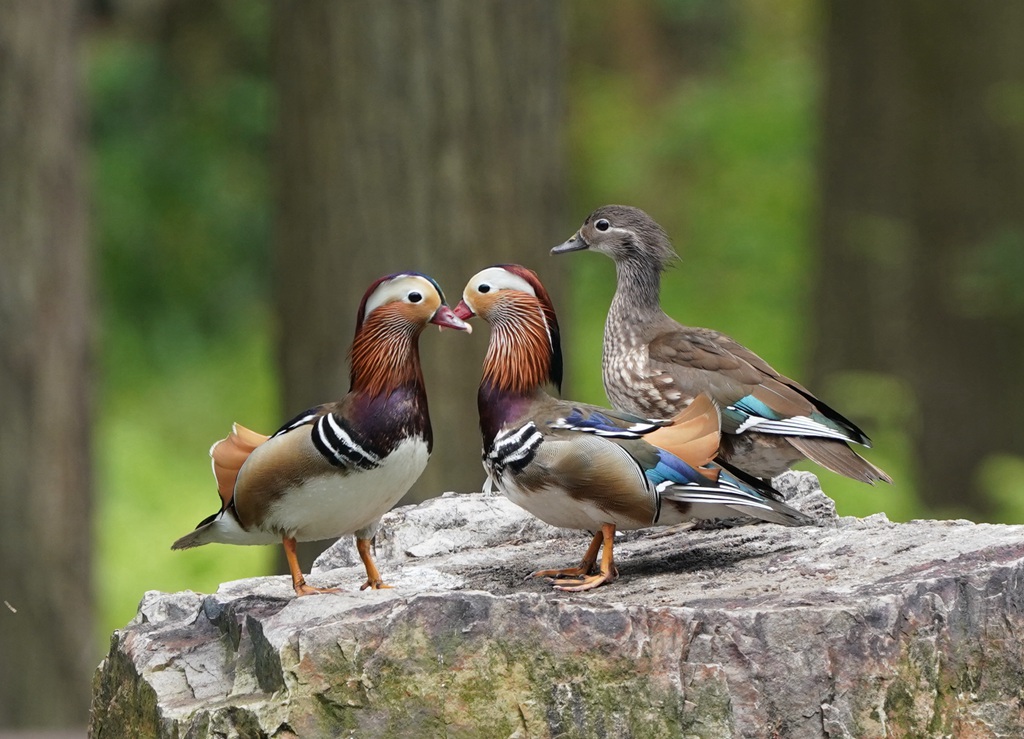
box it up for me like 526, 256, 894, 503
263, 437, 429, 541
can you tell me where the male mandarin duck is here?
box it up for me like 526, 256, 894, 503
172, 272, 471, 596
453, 265, 811, 592
552, 205, 891, 485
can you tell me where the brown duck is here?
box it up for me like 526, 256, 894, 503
553, 205, 891, 484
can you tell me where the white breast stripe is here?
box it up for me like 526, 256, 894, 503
314, 414, 379, 469
500, 430, 543, 465
488, 423, 544, 473
314, 418, 348, 466
490, 423, 539, 460
325, 413, 379, 464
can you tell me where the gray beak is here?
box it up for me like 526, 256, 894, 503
551, 232, 588, 255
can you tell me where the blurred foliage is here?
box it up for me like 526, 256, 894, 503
89, 1, 276, 639
565, 0, 813, 393
97, 329, 276, 636
90, 1, 271, 356
564, 0, 917, 518
91, 0, 1024, 644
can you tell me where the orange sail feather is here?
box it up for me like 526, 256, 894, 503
210, 423, 269, 508
645, 393, 721, 470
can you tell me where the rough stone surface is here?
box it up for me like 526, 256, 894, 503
90, 473, 1024, 738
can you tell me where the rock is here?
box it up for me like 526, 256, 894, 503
313, 490, 578, 575
90, 474, 1024, 738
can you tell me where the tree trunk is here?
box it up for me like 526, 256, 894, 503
271, 1, 566, 569
813, 1, 1024, 516
0, 0, 93, 727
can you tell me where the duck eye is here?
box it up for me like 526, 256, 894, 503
478, 284, 491, 294
408, 291, 423, 303
595, 219, 611, 232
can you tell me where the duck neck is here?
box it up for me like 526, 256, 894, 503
477, 382, 545, 447
611, 257, 664, 320
349, 316, 425, 400
478, 301, 558, 444
480, 297, 557, 397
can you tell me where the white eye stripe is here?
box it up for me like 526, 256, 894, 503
464, 267, 537, 301
363, 275, 437, 318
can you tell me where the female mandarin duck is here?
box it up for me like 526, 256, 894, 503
172, 272, 471, 596
552, 205, 891, 485
453, 265, 810, 592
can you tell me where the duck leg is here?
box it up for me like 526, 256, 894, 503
356, 536, 392, 590
283, 536, 339, 596
549, 523, 618, 592
530, 529, 603, 580
552, 527, 618, 592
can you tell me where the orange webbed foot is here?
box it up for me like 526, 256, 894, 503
543, 524, 618, 593
549, 565, 619, 592
359, 579, 393, 591
283, 537, 340, 597
528, 530, 604, 581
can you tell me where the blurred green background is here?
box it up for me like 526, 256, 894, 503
80, 0, 1019, 660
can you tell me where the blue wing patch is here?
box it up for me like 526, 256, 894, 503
644, 448, 709, 488
550, 408, 661, 439
732, 395, 782, 421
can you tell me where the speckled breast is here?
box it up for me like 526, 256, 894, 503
602, 344, 687, 420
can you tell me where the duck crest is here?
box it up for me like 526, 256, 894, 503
588, 205, 678, 273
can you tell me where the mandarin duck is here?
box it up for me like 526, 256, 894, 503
552, 205, 891, 484
172, 272, 471, 596
453, 265, 811, 592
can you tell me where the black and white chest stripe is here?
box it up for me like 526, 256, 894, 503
486, 422, 543, 475
311, 413, 381, 470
